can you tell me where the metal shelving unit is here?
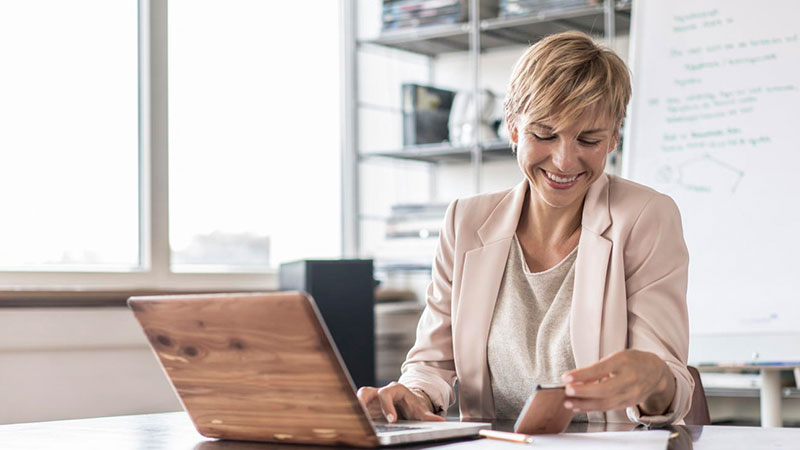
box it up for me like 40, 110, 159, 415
342, 0, 632, 261
359, 141, 513, 164
363, 2, 631, 55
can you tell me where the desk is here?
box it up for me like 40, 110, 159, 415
2, 413, 800, 449
0, 412, 800, 450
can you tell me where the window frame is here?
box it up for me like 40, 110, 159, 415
0, 0, 289, 291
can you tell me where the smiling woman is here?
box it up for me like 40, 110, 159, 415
358, 31, 694, 427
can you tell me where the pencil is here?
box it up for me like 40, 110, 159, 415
479, 429, 534, 444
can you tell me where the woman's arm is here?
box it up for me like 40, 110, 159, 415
621, 192, 693, 424
561, 193, 693, 425
357, 200, 460, 420
397, 199, 460, 415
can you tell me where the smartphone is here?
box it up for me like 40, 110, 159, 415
513, 384, 574, 435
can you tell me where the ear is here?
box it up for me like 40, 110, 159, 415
608, 129, 620, 154
506, 113, 518, 146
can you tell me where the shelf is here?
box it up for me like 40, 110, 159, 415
362, 22, 472, 56
481, 3, 632, 47
360, 141, 514, 164
360, 2, 632, 56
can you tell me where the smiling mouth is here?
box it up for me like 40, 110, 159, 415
541, 169, 583, 183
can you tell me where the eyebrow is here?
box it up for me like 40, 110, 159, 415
527, 122, 607, 134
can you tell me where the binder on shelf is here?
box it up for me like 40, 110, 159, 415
382, 0, 500, 31
499, 0, 600, 18
402, 84, 456, 146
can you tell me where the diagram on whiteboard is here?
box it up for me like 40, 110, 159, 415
656, 153, 744, 193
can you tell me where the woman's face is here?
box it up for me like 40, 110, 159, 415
510, 111, 617, 211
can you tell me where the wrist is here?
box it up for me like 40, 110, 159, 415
409, 387, 437, 414
639, 365, 676, 416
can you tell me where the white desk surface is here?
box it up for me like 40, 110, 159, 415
1, 412, 800, 450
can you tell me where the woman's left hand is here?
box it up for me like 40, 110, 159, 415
560, 349, 676, 416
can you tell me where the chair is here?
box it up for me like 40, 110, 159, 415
684, 365, 711, 425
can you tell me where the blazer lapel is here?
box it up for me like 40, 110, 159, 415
571, 174, 612, 370
571, 174, 613, 423
454, 180, 527, 419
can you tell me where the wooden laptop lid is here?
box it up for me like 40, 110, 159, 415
128, 291, 379, 448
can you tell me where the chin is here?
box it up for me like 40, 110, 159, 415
529, 183, 579, 208
529, 172, 590, 209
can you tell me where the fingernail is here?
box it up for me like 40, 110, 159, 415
563, 375, 573, 382
386, 414, 395, 423
564, 401, 573, 409
565, 386, 575, 396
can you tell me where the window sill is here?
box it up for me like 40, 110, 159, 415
0, 289, 274, 308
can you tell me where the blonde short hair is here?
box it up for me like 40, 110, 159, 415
504, 31, 631, 140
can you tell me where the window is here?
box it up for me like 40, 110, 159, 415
168, 0, 342, 272
0, 0, 342, 288
0, 0, 139, 270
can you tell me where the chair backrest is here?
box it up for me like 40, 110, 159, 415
683, 366, 711, 425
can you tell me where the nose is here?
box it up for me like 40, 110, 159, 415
551, 140, 579, 173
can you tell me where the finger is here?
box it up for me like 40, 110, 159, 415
357, 387, 386, 419
377, 385, 402, 423
398, 395, 446, 422
565, 372, 631, 400
357, 386, 377, 404
563, 396, 632, 414
562, 353, 624, 384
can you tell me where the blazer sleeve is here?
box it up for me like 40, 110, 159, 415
622, 193, 694, 426
397, 199, 459, 415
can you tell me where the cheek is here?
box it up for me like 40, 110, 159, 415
517, 139, 549, 164
584, 148, 609, 172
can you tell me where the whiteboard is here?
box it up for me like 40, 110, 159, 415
623, 0, 800, 364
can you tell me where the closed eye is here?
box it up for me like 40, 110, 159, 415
578, 139, 601, 146
532, 133, 556, 141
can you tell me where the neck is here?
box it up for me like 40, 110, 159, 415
518, 184, 584, 248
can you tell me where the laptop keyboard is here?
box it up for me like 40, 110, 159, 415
375, 424, 429, 433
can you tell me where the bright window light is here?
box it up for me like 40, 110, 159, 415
168, 0, 342, 271
0, 0, 139, 270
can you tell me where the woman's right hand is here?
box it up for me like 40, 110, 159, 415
356, 382, 446, 423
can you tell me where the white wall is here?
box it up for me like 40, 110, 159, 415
0, 308, 181, 424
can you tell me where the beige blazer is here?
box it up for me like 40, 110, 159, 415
398, 173, 693, 425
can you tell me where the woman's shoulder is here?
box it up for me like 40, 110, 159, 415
606, 175, 682, 226
455, 187, 513, 210
452, 186, 513, 215
447, 186, 515, 232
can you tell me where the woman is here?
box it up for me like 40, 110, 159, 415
358, 31, 693, 425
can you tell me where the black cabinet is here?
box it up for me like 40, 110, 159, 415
279, 259, 376, 388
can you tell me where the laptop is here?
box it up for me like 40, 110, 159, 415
128, 291, 490, 447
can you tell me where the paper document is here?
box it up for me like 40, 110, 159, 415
438, 430, 671, 450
